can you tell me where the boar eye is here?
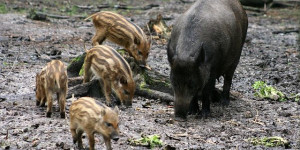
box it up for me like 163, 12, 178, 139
105, 122, 112, 127
138, 50, 142, 55
123, 90, 130, 95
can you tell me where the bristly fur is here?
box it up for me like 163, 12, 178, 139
36, 60, 68, 118
69, 97, 120, 150
85, 11, 151, 65
83, 45, 135, 107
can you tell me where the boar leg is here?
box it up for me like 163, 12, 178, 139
83, 65, 92, 83
221, 68, 235, 106
40, 97, 46, 107
77, 129, 84, 149
83, 61, 92, 83
189, 96, 199, 115
103, 136, 112, 150
36, 98, 40, 106
201, 75, 216, 118
87, 132, 95, 150
46, 90, 53, 118
59, 90, 66, 118
102, 80, 112, 107
92, 28, 106, 46
70, 123, 78, 143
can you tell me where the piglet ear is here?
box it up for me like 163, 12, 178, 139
113, 106, 119, 115
101, 110, 106, 116
120, 76, 127, 85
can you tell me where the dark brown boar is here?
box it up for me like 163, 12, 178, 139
69, 97, 119, 150
83, 45, 135, 106
36, 60, 68, 118
167, 0, 248, 118
85, 11, 151, 66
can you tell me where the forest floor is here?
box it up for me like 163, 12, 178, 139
0, 0, 299, 149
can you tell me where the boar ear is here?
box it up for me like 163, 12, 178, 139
113, 106, 119, 114
120, 76, 127, 85
195, 42, 205, 65
134, 38, 140, 45
101, 110, 106, 116
167, 40, 176, 66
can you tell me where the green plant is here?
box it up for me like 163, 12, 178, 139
0, 3, 8, 14
289, 93, 300, 102
129, 134, 163, 149
79, 64, 84, 76
252, 81, 286, 101
248, 136, 289, 147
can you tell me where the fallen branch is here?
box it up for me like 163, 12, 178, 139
243, 6, 265, 12
41, 12, 69, 19
180, 0, 196, 3
273, 0, 299, 7
136, 87, 174, 103
76, 5, 94, 9
96, 4, 159, 10
272, 29, 299, 34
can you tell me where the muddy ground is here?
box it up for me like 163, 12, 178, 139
0, 0, 299, 149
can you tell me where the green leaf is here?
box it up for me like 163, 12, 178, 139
252, 81, 286, 101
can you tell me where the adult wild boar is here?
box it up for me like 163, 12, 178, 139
167, 0, 248, 118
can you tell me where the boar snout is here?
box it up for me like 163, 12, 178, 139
124, 100, 132, 107
110, 132, 119, 141
112, 136, 119, 141
174, 96, 192, 119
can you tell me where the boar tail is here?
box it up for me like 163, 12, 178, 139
84, 13, 99, 21
55, 74, 61, 89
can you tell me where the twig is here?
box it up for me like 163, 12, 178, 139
251, 109, 265, 126
7, 47, 21, 76
165, 132, 180, 141
6, 130, 8, 139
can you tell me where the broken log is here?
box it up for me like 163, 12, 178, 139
66, 49, 174, 102
66, 76, 174, 103
67, 52, 86, 78
67, 79, 103, 99
27, 9, 71, 21
240, 0, 273, 7
136, 87, 174, 103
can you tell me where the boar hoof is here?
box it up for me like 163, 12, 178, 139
60, 112, 65, 118
211, 89, 221, 103
188, 105, 199, 115
200, 109, 211, 119
106, 102, 113, 107
40, 103, 46, 107
46, 112, 52, 118
36, 101, 40, 106
221, 98, 230, 106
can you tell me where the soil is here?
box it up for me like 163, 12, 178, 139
0, 0, 299, 149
